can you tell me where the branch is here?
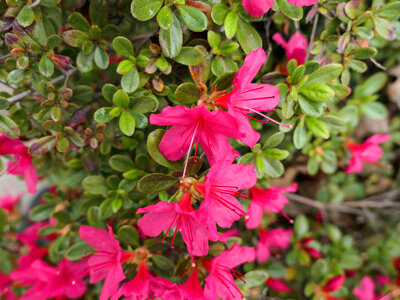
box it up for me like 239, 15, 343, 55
7, 69, 77, 103
27, 0, 41, 8
305, 12, 319, 63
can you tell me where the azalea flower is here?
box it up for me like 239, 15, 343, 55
272, 32, 309, 65
246, 183, 298, 229
21, 258, 87, 300
204, 243, 255, 300
242, 0, 318, 18
180, 269, 205, 300
265, 277, 291, 293
256, 228, 293, 263
299, 237, 322, 259
195, 162, 257, 236
0, 134, 38, 193
214, 48, 284, 148
79, 225, 134, 300
150, 104, 240, 179
319, 274, 345, 300
353, 276, 378, 300
0, 194, 20, 212
137, 193, 209, 266
0, 272, 16, 300
345, 134, 390, 173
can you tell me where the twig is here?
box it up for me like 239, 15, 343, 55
0, 53, 12, 61
134, 30, 158, 56
27, 0, 41, 8
264, 16, 273, 60
369, 57, 386, 71
305, 12, 319, 63
7, 69, 77, 103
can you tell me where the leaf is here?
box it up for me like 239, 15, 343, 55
76, 51, 93, 73
236, 19, 262, 54
157, 6, 173, 30
305, 117, 330, 139
189, 45, 212, 86
0, 98, 10, 110
121, 67, 140, 93
147, 130, 183, 170
306, 64, 343, 84
29, 136, 57, 155
112, 36, 134, 58
0, 115, 20, 138
298, 95, 325, 116
130, 96, 158, 113
263, 132, 284, 149
109, 155, 135, 172
262, 148, 289, 160
350, 47, 377, 59
362, 101, 387, 120
276, 0, 303, 21
177, 5, 208, 32
131, 0, 162, 21
299, 83, 334, 102
94, 47, 109, 70
354, 72, 387, 98
17, 5, 34, 27
175, 83, 200, 104
294, 214, 309, 237
119, 111, 136, 136
378, 2, 400, 17
224, 11, 238, 39
138, 173, 179, 194
174, 47, 204, 66
29, 204, 56, 221
68, 12, 90, 31
102, 84, 118, 102
94, 107, 114, 123
294, 124, 307, 149
39, 56, 54, 77
113, 89, 130, 108
117, 225, 139, 246
62, 30, 89, 47
374, 17, 396, 40
7, 69, 25, 85
211, 3, 229, 25
82, 176, 108, 195
159, 13, 183, 58
65, 242, 93, 261
263, 157, 284, 178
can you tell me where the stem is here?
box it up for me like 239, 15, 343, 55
305, 12, 319, 63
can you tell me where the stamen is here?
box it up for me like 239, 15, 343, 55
236, 95, 275, 101
162, 213, 178, 243
263, 210, 277, 223
181, 120, 200, 182
211, 192, 246, 216
239, 86, 265, 94
244, 106, 291, 128
279, 209, 293, 223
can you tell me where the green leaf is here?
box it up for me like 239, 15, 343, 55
174, 47, 204, 66
224, 11, 238, 39
305, 117, 330, 139
263, 157, 284, 178
65, 242, 93, 261
350, 47, 377, 59
29, 204, 56, 221
7, 69, 25, 85
62, 30, 89, 47
119, 110, 136, 136
121, 67, 140, 93
276, 0, 303, 21
112, 36, 134, 58
94, 107, 114, 123
211, 3, 229, 25
68, 12, 90, 31
175, 82, 200, 104
236, 19, 262, 54
294, 214, 309, 237
243, 270, 269, 289
374, 17, 396, 40
208, 31, 221, 48
362, 101, 387, 120
263, 132, 284, 149
337, 253, 363, 269
354, 72, 387, 97
0, 115, 20, 138
113, 89, 130, 108
131, 0, 162, 21
294, 123, 307, 149
177, 5, 208, 32
306, 64, 343, 84
0, 98, 10, 110
147, 129, 183, 170
262, 148, 289, 160
76, 51, 93, 73
298, 95, 325, 116
378, 2, 400, 17
82, 176, 108, 195
159, 13, 183, 58
117, 60, 134, 75
17, 5, 34, 27
157, 6, 173, 30
299, 83, 334, 102
102, 84, 118, 103
138, 173, 179, 194
39, 56, 54, 77
130, 96, 158, 113
94, 47, 109, 70
110, 155, 135, 172
117, 225, 139, 247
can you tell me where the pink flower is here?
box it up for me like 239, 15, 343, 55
195, 162, 257, 236
204, 243, 255, 300
79, 225, 134, 300
218, 228, 240, 244
322, 274, 345, 299
353, 276, 378, 300
0, 272, 16, 300
21, 258, 87, 300
0, 134, 38, 193
256, 228, 293, 263
0, 194, 20, 212
242, 0, 317, 18
246, 183, 298, 229
180, 269, 205, 300
265, 278, 291, 293
215, 48, 283, 148
272, 33, 308, 65
137, 193, 209, 266
345, 134, 390, 173
299, 237, 322, 259
150, 104, 240, 178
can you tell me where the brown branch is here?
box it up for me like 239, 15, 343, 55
305, 11, 319, 63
